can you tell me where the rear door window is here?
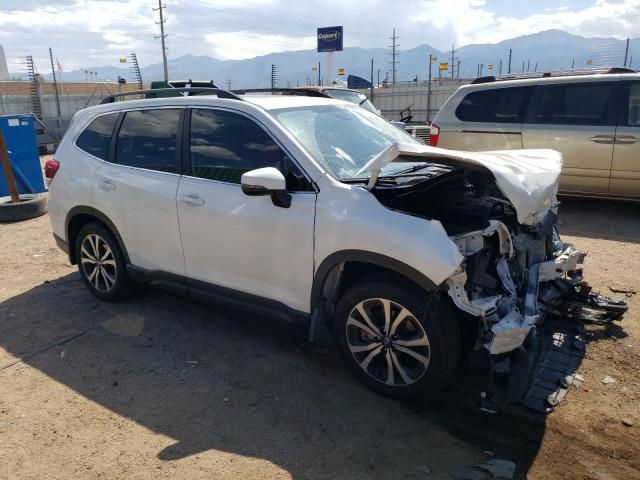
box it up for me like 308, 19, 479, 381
532, 82, 617, 126
75, 113, 119, 160
114, 108, 181, 173
624, 82, 640, 126
455, 86, 533, 123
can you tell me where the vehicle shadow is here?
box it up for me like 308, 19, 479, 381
0, 273, 620, 478
557, 196, 640, 243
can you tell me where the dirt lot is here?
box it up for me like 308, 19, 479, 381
0, 196, 639, 480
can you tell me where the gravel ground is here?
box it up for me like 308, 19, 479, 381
0, 196, 638, 480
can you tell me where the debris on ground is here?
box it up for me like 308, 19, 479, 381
567, 373, 585, 387
475, 458, 516, 479
417, 464, 432, 475
448, 466, 485, 480
602, 375, 618, 385
608, 286, 637, 297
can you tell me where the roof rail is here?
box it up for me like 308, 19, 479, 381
232, 88, 331, 98
100, 87, 243, 104
471, 67, 638, 84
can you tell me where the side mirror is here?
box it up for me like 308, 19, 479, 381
241, 167, 291, 208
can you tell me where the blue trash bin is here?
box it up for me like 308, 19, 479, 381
0, 114, 46, 197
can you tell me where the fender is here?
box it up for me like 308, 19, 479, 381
65, 205, 130, 264
311, 249, 439, 314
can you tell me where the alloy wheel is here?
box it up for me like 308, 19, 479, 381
346, 298, 430, 387
80, 233, 117, 293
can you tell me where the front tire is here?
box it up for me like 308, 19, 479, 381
334, 276, 460, 399
75, 222, 134, 301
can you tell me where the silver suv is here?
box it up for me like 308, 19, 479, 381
431, 69, 640, 199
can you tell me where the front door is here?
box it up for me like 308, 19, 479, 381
610, 80, 640, 196
176, 108, 316, 314
522, 81, 619, 194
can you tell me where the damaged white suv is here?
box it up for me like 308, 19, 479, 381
47, 89, 606, 407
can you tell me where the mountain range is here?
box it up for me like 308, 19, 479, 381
29, 29, 640, 88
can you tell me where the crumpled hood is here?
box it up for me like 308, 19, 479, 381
355, 142, 563, 226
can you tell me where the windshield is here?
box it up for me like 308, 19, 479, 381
272, 104, 421, 180
323, 89, 378, 114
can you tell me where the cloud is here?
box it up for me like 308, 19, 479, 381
0, 0, 638, 74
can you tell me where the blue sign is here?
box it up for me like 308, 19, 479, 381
317, 26, 343, 52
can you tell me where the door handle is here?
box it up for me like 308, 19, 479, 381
97, 178, 115, 191
179, 193, 205, 206
588, 135, 615, 144
615, 135, 640, 145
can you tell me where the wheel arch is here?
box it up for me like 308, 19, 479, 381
65, 206, 130, 265
308, 250, 440, 345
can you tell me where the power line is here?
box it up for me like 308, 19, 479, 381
153, 0, 169, 82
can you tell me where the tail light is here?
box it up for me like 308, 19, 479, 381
429, 123, 440, 146
44, 159, 60, 179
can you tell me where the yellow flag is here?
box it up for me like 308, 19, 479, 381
586, 59, 593, 65
119, 57, 127, 63
431, 56, 438, 62
487, 64, 493, 70
439, 62, 449, 70
312, 65, 318, 71
337, 68, 345, 75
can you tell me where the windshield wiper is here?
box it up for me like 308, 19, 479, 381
384, 163, 431, 177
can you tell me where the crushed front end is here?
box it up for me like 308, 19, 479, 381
366, 143, 629, 412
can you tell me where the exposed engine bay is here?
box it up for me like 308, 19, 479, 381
366, 151, 628, 412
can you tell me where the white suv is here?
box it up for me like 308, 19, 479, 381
46, 88, 587, 402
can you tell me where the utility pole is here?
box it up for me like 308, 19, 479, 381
449, 44, 457, 78
317, 61, 321, 86
225, 79, 232, 90
271, 64, 278, 89
571, 58, 575, 69
389, 28, 399, 85
499, 59, 503, 75
624, 37, 629, 67
630, 56, 633, 69
370, 58, 374, 101
153, 0, 169, 82
507, 48, 512, 74
457, 60, 460, 79
521, 61, 525, 73
427, 54, 432, 122
527, 59, 530, 72
534, 62, 538, 72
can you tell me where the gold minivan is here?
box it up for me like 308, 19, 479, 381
431, 70, 640, 198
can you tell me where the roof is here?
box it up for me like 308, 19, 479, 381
243, 95, 342, 110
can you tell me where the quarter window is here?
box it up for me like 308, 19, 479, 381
115, 109, 181, 173
626, 82, 640, 126
532, 82, 617, 126
455, 87, 533, 123
76, 113, 119, 160
189, 109, 312, 190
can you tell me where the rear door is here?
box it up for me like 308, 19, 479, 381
610, 80, 640, 196
438, 85, 533, 150
522, 80, 619, 194
92, 107, 185, 276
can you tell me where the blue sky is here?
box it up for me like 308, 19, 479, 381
0, 0, 638, 71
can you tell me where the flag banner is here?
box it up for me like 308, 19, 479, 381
586, 59, 593, 65
119, 57, 127, 63
431, 56, 438, 62
337, 68, 345, 75
439, 62, 449, 70
487, 64, 493, 70
312, 65, 318, 71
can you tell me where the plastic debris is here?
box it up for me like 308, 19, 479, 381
475, 458, 516, 479
417, 465, 432, 475
602, 375, 618, 385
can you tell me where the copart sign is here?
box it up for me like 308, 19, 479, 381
317, 26, 343, 52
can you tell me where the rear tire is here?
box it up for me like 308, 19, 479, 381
75, 222, 134, 301
334, 276, 460, 399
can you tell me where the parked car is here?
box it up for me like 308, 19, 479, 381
431, 69, 640, 198
45, 88, 593, 406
